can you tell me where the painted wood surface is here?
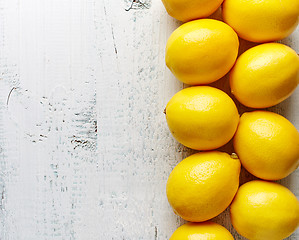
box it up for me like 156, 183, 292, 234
0, 0, 298, 239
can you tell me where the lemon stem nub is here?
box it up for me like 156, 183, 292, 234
231, 153, 239, 159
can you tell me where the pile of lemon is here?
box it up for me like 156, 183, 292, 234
161, 0, 299, 239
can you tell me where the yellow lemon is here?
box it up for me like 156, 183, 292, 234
230, 180, 299, 240
234, 111, 299, 180
230, 43, 299, 108
161, 0, 224, 22
167, 151, 241, 222
170, 222, 234, 240
166, 19, 239, 85
165, 86, 239, 150
223, 0, 299, 42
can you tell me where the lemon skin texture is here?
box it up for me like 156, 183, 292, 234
234, 111, 299, 180
223, 0, 299, 42
167, 151, 241, 222
230, 43, 299, 108
161, 0, 224, 22
170, 222, 234, 240
230, 180, 299, 240
166, 19, 239, 85
165, 86, 239, 150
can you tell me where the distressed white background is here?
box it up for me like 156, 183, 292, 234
0, 0, 298, 239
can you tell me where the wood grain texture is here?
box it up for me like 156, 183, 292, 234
0, 0, 298, 239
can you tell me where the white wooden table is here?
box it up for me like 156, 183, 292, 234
0, 0, 298, 239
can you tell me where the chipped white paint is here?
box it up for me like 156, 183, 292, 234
0, 0, 298, 239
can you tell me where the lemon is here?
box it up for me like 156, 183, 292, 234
170, 222, 234, 240
166, 19, 239, 85
230, 180, 299, 240
165, 86, 239, 150
234, 111, 299, 180
223, 0, 299, 42
230, 43, 299, 108
161, 0, 223, 22
167, 151, 241, 222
